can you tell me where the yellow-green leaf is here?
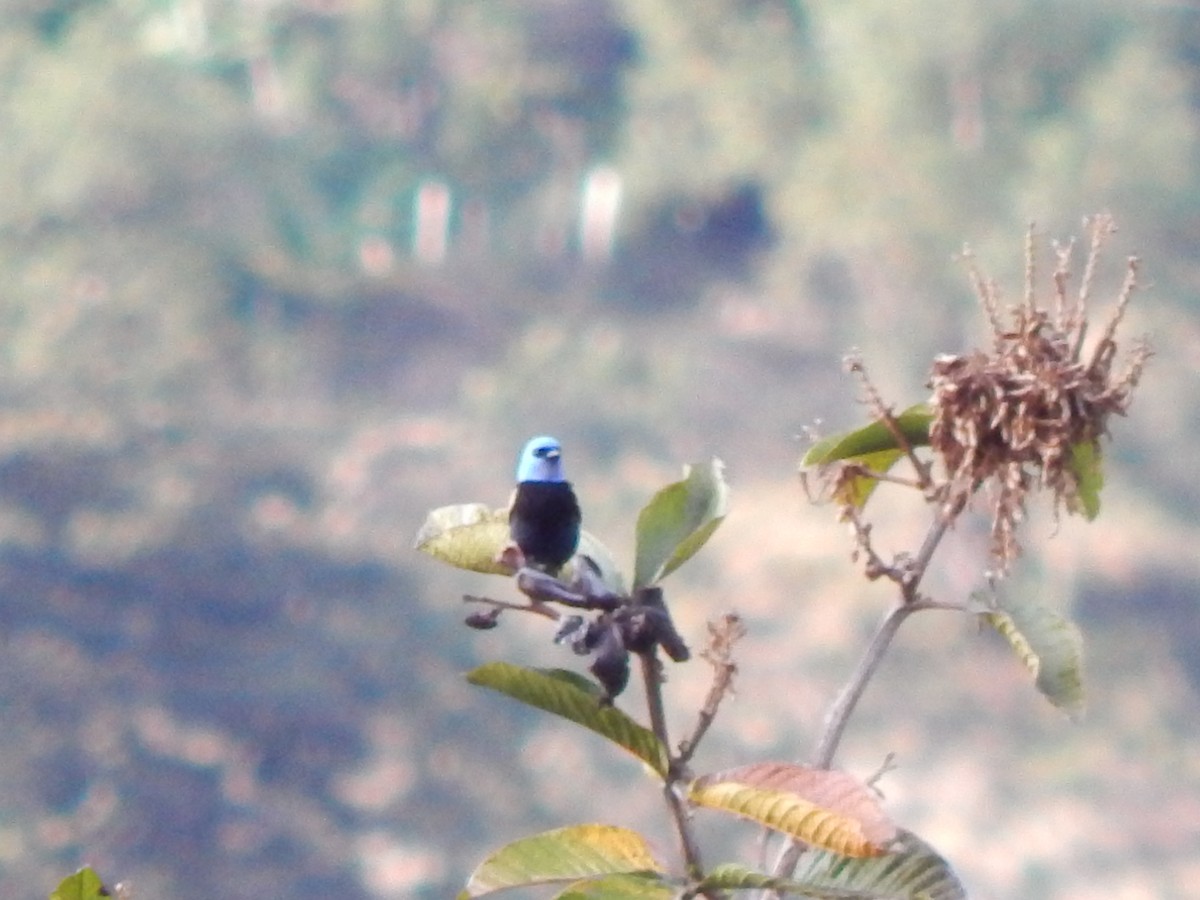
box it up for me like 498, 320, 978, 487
459, 825, 665, 899
1067, 440, 1104, 520
688, 763, 895, 857
790, 829, 967, 900
633, 458, 728, 589
414, 503, 627, 592
413, 503, 513, 575
983, 594, 1085, 720
836, 448, 905, 508
467, 662, 669, 777
50, 868, 110, 900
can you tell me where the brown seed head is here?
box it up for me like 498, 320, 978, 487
928, 216, 1150, 570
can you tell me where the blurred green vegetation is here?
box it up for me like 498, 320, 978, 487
1, 1, 1199, 898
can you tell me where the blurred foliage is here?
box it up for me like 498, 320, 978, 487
0, 1, 1196, 898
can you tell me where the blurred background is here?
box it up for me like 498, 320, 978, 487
2, 0, 1199, 897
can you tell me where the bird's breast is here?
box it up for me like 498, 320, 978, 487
509, 481, 582, 572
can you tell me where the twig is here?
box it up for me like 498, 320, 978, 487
462, 595, 560, 620
908, 597, 972, 613
961, 243, 1005, 350
1024, 223, 1036, 316
637, 651, 716, 895
865, 752, 898, 793
844, 354, 932, 490
846, 509, 898, 581
862, 469, 928, 490
677, 614, 745, 769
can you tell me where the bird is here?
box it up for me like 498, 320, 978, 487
508, 435, 582, 576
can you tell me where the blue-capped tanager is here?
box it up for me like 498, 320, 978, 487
508, 435, 582, 576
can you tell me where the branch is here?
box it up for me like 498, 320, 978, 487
761, 603, 912, 890
907, 494, 962, 596
815, 497, 962, 766
813, 601, 915, 770
767, 498, 961, 889
515, 568, 622, 610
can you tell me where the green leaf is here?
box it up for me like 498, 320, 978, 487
459, 825, 665, 899
982, 593, 1086, 720
1067, 440, 1103, 520
700, 844, 965, 900
800, 405, 933, 509
414, 503, 627, 592
801, 404, 933, 467
466, 662, 669, 777
695, 863, 812, 893
551, 873, 676, 900
789, 829, 967, 900
633, 458, 729, 589
688, 763, 895, 858
50, 868, 110, 900
696, 864, 907, 897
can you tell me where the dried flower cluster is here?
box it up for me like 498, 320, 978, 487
929, 215, 1151, 569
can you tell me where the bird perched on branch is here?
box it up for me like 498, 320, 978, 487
509, 435, 581, 576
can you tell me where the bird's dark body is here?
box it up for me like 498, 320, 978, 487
509, 480, 582, 573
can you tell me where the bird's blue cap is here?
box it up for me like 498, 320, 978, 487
516, 435, 567, 483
